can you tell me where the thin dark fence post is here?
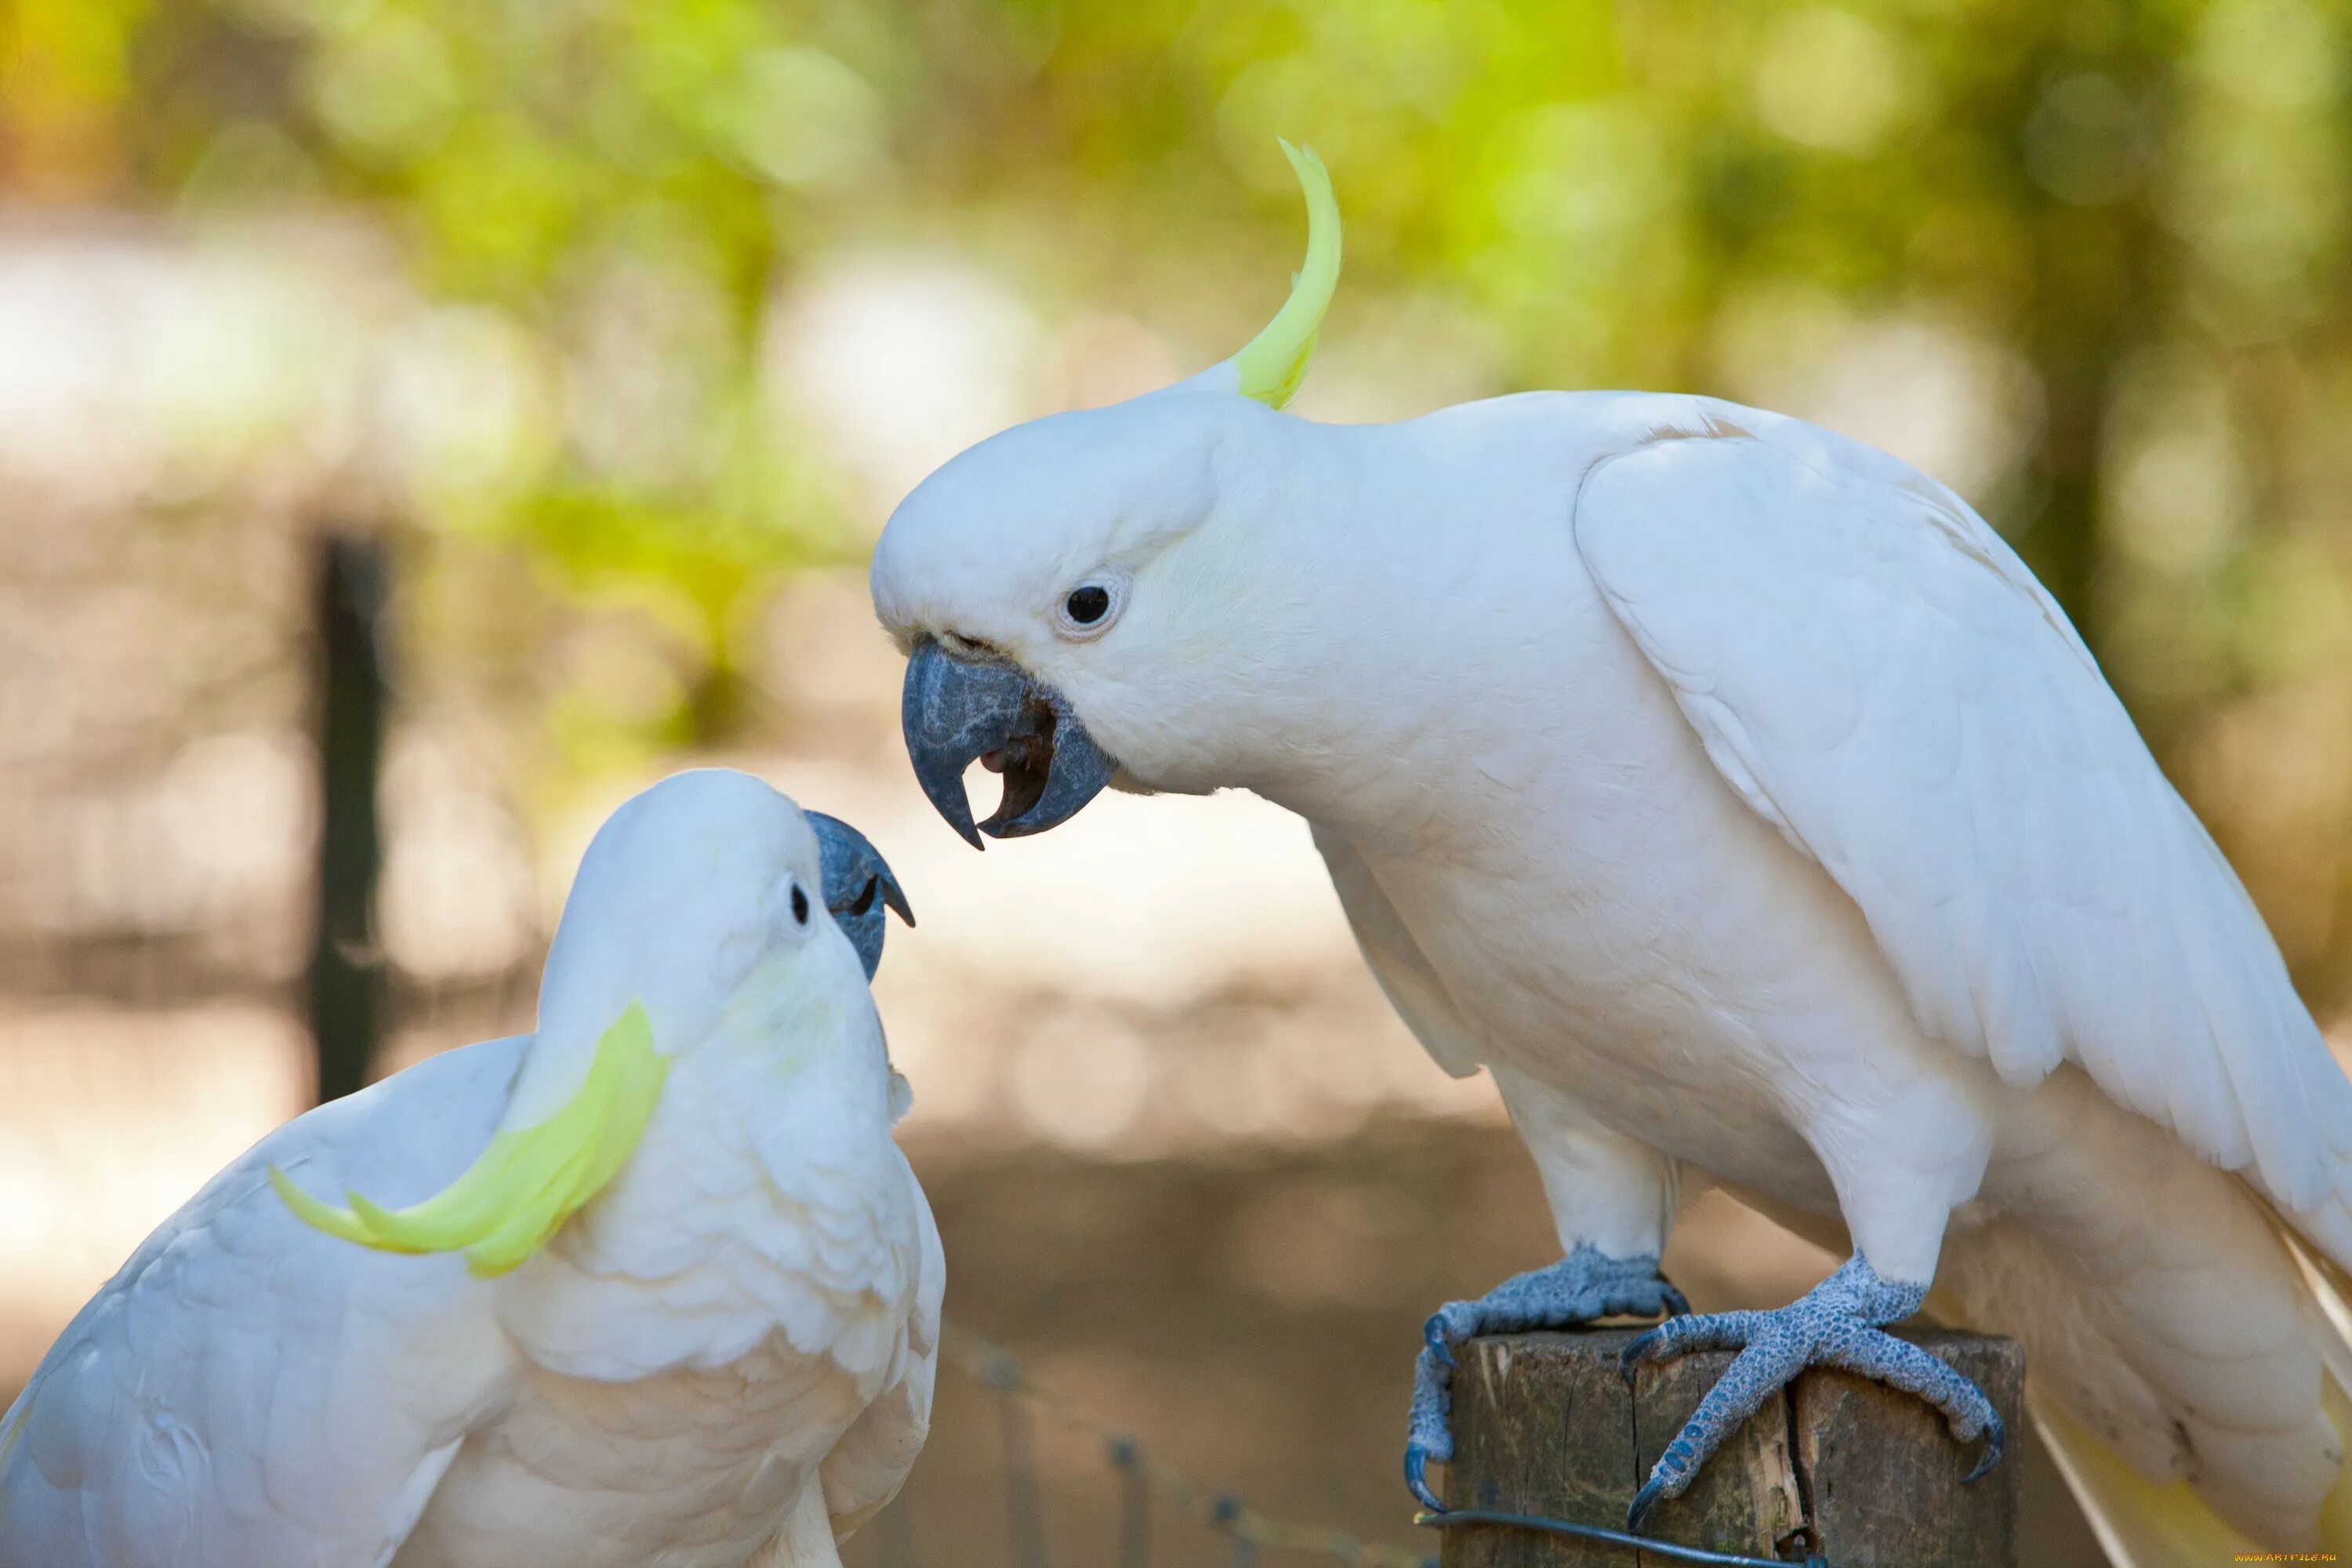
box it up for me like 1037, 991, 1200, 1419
1212, 1497, 1253, 1568
308, 532, 389, 1105
1000, 1392, 1051, 1568
1105, 1436, 1146, 1568
983, 1352, 1051, 1568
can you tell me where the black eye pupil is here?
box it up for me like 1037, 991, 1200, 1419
790, 885, 810, 925
1065, 586, 1111, 624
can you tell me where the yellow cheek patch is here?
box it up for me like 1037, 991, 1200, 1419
271, 1002, 669, 1278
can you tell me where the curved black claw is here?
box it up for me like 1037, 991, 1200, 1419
1620, 1325, 1655, 1388
1404, 1440, 1445, 1512
1963, 1417, 2008, 1484
1625, 1475, 1668, 1534
1402, 1247, 1682, 1515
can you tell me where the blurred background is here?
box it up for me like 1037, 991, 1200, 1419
5, 0, 2349, 1561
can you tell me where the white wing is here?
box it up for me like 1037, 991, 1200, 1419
1572, 409, 2352, 1236
0, 1039, 528, 1568
817, 1152, 944, 1538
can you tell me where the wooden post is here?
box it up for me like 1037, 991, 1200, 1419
1440, 1327, 2020, 1568
307, 533, 390, 1105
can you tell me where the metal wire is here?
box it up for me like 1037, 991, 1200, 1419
938, 1322, 1838, 1568
1414, 1508, 1827, 1568
942, 1323, 1436, 1568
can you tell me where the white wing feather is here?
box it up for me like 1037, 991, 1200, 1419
1572, 412, 2352, 1234
0, 1039, 527, 1568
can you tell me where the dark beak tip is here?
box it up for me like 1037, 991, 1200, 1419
909, 768, 984, 851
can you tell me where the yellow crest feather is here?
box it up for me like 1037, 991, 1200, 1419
1230, 140, 1343, 410
272, 1002, 668, 1277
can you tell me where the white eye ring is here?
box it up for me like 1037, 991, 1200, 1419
1051, 571, 1128, 641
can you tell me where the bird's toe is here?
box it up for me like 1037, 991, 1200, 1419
1401, 1246, 1682, 1512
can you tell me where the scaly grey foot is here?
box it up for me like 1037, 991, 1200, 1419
1618, 1254, 2004, 1530
1405, 1245, 1687, 1511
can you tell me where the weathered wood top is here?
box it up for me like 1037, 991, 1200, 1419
1439, 1327, 2023, 1568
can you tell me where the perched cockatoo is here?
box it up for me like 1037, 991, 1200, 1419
0, 769, 934, 1568
872, 143, 2352, 1559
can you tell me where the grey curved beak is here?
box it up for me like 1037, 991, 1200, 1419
808, 811, 915, 980
901, 637, 1118, 848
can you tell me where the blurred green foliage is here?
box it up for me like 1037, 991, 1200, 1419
7, 0, 2352, 997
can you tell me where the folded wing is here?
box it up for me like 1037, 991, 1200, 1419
1573, 412, 2352, 1245
0, 1040, 528, 1568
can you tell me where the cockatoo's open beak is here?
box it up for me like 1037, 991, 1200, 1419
900, 637, 1118, 848
808, 811, 915, 979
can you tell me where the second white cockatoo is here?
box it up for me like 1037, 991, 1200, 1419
870, 143, 2352, 1559
0, 769, 933, 1568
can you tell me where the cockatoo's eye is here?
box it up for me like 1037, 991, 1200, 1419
789, 884, 811, 925
1053, 573, 1127, 641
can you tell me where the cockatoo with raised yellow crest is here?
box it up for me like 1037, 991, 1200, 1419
0, 768, 932, 1568
872, 142, 2352, 1561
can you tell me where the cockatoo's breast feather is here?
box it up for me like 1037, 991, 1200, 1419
815, 1146, 945, 1539
496, 993, 918, 1385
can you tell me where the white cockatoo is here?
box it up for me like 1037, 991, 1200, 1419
0, 769, 935, 1568
870, 144, 2352, 1559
